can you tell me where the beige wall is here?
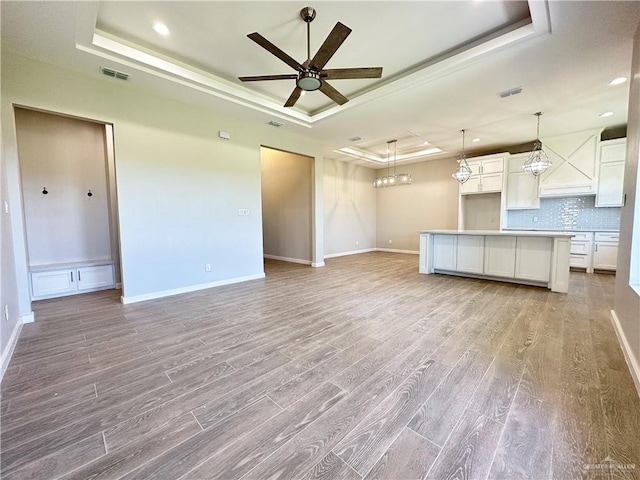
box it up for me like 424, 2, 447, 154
462, 193, 501, 230
324, 159, 376, 256
261, 148, 313, 263
376, 157, 459, 251
614, 22, 640, 392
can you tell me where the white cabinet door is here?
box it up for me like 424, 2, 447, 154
593, 243, 618, 270
433, 235, 457, 270
596, 161, 625, 207
481, 158, 504, 174
480, 173, 503, 193
31, 269, 75, 298
506, 171, 539, 209
77, 265, 115, 292
515, 237, 552, 282
460, 176, 481, 195
456, 235, 484, 274
484, 236, 516, 278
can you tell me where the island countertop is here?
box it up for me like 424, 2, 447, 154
419, 229, 574, 238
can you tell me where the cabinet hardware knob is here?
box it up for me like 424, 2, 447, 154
42, 187, 48, 195
87, 190, 93, 197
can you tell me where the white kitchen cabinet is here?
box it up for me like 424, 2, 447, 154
31, 262, 115, 300
459, 154, 506, 195
538, 129, 600, 197
592, 232, 619, 270
484, 236, 516, 278
433, 235, 457, 270
506, 153, 540, 209
569, 231, 593, 273
515, 237, 552, 282
456, 235, 484, 274
596, 139, 626, 207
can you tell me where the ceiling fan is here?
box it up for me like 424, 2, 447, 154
239, 6, 383, 108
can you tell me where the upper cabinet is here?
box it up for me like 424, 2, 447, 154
459, 153, 507, 195
506, 153, 540, 210
538, 129, 601, 197
596, 138, 626, 207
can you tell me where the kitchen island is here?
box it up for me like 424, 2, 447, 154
419, 230, 573, 293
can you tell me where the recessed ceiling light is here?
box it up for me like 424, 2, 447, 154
599, 111, 614, 118
472, 138, 480, 143
153, 23, 170, 36
609, 77, 627, 86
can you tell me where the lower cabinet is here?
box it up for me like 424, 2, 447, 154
31, 262, 115, 300
484, 236, 516, 278
592, 232, 619, 270
433, 234, 457, 270
515, 237, 552, 282
456, 235, 484, 274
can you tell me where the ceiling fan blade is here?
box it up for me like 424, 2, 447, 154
247, 32, 303, 71
239, 74, 298, 82
284, 87, 303, 107
310, 22, 352, 71
321, 67, 383, 80
319, 81, 348, 105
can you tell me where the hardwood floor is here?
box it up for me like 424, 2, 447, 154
1, 252, 639, 479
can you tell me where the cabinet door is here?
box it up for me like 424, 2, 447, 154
481, 158, 504, 174
460, 176, 481, 195
506, 172, 539, 209
31, 270, 75, 298
433, 235, 457, 270
484, 236, 516, 278
600, 141, 626, 163
480, 173, 503, 193
596, 161, 625, 207
593, 243, 618, 270
515, 237, 552, 282
456, 235, 484, 274
77, 265, 115, 292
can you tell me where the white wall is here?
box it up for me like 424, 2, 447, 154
376, 157, 459, 251
1, 52, 324, 317
261, 148, 313, 263
324, 159, 376, 256
613, 22, 640, 392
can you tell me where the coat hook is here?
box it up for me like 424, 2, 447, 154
42, 187, 48, 195
87, 189, 93, 197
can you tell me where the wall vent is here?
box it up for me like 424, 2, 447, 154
100, 66, 129, 81
497, 86, 522, 98
267, 120, 284, 128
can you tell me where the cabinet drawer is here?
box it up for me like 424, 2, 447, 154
572, 232, 592, 242
570, 254, 590, 269
570, 241, 591, 255
600, 142, 626, 163
594, 232, 619, 242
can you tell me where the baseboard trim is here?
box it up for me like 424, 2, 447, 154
20, 311, 35, 324
263, 255, 311, 266
610, 309, 640, 397
324, 248, 376, 259
311, 262, 325, 268
121, 273, 266, 305
375, 248, 420, 255
0, 318, 24, 383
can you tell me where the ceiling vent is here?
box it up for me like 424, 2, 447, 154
497, 86, 522, 98
348, 136, 362, 142
267, 120, 284, 128
100, 66, 129, 81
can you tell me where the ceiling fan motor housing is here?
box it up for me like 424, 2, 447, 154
300, 7, 316, 23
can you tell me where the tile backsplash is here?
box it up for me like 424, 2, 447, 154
506, 196, 621, 230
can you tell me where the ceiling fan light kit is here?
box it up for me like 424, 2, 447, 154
239, 6, 383, 107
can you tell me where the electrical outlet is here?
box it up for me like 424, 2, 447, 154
4, 305, 8, 322
205, 264, 211, 272
355, 240, 359, 246
388, 239, 393, 244
238, 209, 250, 216
533, 216, 539, 222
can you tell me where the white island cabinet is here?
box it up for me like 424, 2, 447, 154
419, 230, 573, 293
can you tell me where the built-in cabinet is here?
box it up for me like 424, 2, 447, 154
506, 153, 540, 209
569, 232, 593, 273
30, 262, 115, 300
484, 236, 516, 277
592, 232, 619, 270
460, 154, 506, 195
596, 139, 626, 207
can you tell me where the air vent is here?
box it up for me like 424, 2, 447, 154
100, 66, 129, 81
267, 120, 284, 128
497, 86, 522, 98
348, 136, 362, 142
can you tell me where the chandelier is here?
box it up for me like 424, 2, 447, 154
522, 112, 552, 176
452, 129, 472, 184
373, 140, 412, 188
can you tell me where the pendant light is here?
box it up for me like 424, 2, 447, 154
522, 112, 552, 176
373, 140, 412, 188
452, 129, 472, 184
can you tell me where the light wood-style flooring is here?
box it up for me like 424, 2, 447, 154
1, 252, 639, 479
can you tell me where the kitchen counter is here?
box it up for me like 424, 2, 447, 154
418, 230, 571, 293
502, 227, 619, 232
